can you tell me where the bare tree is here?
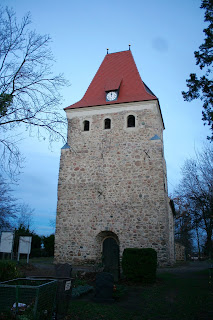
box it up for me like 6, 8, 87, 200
173, 196, 194, 258
0, 7, 69, 178
174, 145, 213, 258
0, 172, 36, 234
0, 173, 17, 230
16, 203, 34, 230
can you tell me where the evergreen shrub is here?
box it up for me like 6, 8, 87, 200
42, 234, 55, 257
122, 248, 157, 283
0, 260, 21, 282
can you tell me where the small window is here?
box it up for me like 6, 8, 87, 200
127, 115, 135, 127
104, 118, 111, 129
83, 120, 90, 131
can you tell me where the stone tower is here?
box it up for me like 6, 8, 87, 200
55, 50, 175, 269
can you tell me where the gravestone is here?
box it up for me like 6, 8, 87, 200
54, 263, 72, 278
94, 272, 114, 302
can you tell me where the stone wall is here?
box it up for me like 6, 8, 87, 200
175, 243, 186, 261
55, 101, 175, 266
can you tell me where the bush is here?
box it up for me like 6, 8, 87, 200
31, 248, 45, 257
122, 248, 157, 283
42, 234, 54, 257
0, 260, 22, 282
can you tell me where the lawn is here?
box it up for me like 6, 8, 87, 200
19, 257, 54, 264
66, 268, 212, 320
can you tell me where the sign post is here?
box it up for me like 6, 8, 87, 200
0, 232, 14, 259
18, 236, 32, 263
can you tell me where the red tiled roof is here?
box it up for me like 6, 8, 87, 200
65, 50, 157, 110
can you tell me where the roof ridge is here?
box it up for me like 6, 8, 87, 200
106, 49, 131, 55
66, 50, 157, 110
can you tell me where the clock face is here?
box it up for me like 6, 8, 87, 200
106, 91, 117, 101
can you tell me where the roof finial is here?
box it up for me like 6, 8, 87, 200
107, 48, 109, 54
129, 44, 131, 51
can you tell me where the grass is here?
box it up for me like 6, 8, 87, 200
139, 272, 212, 320
66, 269, 213, 320
20, 257, 54, 264
66, 300, 135, 320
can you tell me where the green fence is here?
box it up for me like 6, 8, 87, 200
0, 278, 57, 320
27, 276, 73, 320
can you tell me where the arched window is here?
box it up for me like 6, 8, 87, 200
104, 118, 111, 129
83, 120, 90, 131
127, 115, 135, 127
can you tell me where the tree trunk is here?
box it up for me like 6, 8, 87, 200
195, 224, 201, 259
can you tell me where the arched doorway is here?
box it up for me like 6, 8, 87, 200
102, 237, 119, 281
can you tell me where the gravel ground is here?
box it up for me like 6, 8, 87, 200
20, 259, 213, 278
157, 260, 212, 274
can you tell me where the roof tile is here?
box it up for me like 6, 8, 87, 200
65, 50, 157, 110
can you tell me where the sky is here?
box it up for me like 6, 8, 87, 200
1, 0, 211, 236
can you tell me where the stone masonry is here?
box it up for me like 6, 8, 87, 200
55, 100, 175, 266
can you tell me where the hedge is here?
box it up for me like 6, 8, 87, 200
122, 248, 157, 283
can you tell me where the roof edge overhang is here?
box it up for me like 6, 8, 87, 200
156, 99, 165, 130
64, 97, 158, 111
65, 98, 165, 130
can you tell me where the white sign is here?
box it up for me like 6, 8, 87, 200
0, 232, 14, 253
18, 236, 32, 254
65, 280, 71, 291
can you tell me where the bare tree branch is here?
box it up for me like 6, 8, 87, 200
0, 173, 17, 230
0, 7, 69, 178
174, 144, 213, 258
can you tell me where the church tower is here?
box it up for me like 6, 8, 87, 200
55, 50, 175, 269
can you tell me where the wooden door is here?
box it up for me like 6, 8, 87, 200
103, 237, 119, 281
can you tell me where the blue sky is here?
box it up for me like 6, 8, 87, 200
2, 0, 210, 235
